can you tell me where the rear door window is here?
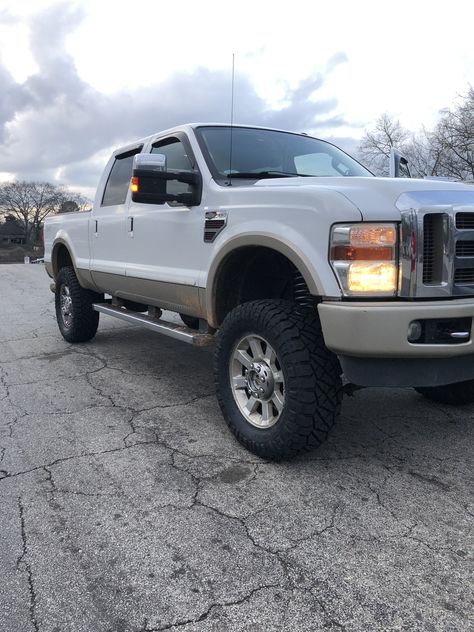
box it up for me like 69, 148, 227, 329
102, 147, 142, 206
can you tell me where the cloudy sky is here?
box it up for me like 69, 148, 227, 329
0, 0, 473, 197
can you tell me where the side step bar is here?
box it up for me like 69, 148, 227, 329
93, 303, 214, 347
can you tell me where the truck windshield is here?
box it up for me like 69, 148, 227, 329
195, 126, 372, 180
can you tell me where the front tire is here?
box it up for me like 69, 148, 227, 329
214, 300, 343, 460
55, 266, 101, 343
415, 381, 474, 405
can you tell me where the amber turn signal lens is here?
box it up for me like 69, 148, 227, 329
331, 245, 394, 261
130, 176, 138, 193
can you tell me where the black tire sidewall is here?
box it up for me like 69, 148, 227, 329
215, 300, 342, 459
55, 267, 100, 343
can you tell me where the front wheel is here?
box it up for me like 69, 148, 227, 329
214, 300, 343, 460
55, 266, 102, 343
415, 381, 474, 405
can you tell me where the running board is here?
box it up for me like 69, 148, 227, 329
93, 304, 214, 347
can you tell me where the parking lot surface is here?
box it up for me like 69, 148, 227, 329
0, 264, 472, 632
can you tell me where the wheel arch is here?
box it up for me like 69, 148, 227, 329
51, 239, 75, 277
51, 237, 97, 291
206, 235, 324, 328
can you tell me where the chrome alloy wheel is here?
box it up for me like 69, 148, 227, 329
230, 334, 285, 428
59, 284, 73, 328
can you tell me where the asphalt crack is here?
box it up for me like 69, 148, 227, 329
16, 497, 39, 632
282, 502, 341, 553
142, 584, 282, 631
0, 441, 158, 483
0, 365, 11, 401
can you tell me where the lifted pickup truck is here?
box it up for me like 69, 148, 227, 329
44, 123, 474, 459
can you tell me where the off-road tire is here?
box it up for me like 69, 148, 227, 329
214, 299, 343, 460
55, 266, 102, 343
415, 381, 474, 405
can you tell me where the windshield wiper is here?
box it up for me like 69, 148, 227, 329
225, 170, 310, 179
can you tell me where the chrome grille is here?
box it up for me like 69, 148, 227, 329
456, 241, 474, 257
398, 190, 474, 298
422, 214, 445, 285
454, 268, 474, 284
456, 213, 474, 229
422, 214, 435, 283
453, 212, 474, 293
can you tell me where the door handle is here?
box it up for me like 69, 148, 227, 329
129, 217, 134, 232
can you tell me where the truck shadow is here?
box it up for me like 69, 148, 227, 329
88, 325, 472, 466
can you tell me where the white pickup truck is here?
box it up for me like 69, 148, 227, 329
44, 123, 474, 459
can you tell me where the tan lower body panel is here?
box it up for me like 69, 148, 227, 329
90, 270, 205, 318
76, 267, 99, 292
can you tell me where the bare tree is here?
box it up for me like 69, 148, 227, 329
58, 194, 92, 214
430, 87, 474, 181
0, 181, 89, 243
358, 88, 474, 181
358, 113, 410, 175
403, 131, 443, 178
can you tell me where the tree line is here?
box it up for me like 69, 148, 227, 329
358, 86, 474, 180
0, 182, 90, 245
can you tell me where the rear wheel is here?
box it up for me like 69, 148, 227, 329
415, 381, 474, 405
55, 266, 102, 343
214, 299, 342, 460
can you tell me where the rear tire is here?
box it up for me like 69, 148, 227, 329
415, 381, 474, 405
55, 266, 102, 343
214, 299, 343, 460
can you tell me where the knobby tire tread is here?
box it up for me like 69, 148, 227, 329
214, 299, 343, 460
55, 266, 100, 343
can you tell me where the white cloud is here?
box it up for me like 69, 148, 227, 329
0, 2, 357, 194
0, 0, 473, 195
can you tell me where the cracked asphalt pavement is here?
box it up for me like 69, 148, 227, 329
0, 264, 473, 632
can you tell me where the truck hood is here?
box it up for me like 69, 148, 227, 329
254, 176, 474, 220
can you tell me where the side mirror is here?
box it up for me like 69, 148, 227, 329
134, 153, 167, 173
131, 153, 202, 206
389, 147, 412, 178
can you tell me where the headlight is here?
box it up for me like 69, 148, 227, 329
330, 223, 398, 296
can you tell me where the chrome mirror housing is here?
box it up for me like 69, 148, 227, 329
133, 153, 167, 172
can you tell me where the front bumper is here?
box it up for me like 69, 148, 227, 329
318, 299, 474, 387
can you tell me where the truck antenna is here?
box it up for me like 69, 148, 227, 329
228, 53, 235, 186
